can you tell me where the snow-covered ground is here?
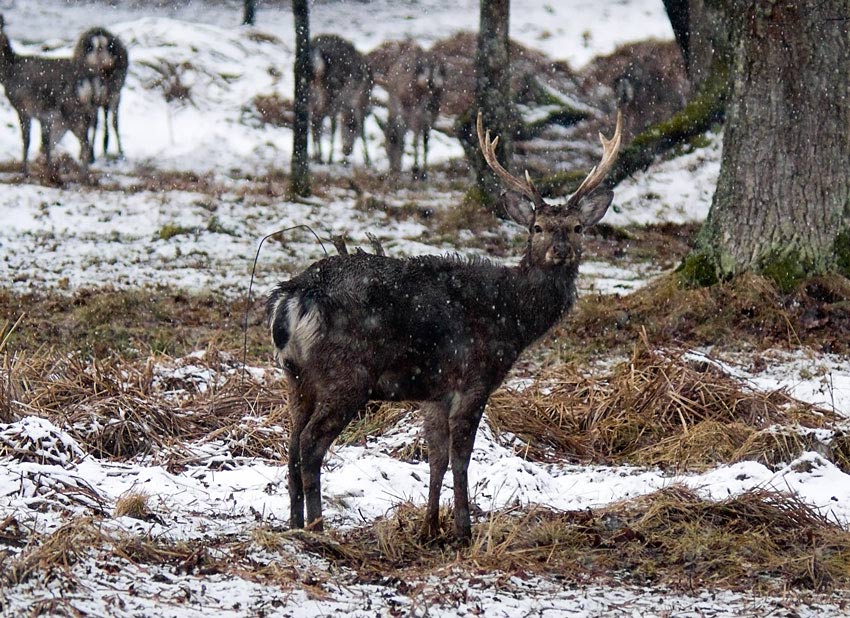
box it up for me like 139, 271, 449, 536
2, 1, 849, 616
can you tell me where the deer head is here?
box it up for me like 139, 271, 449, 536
477, 111, 622, 269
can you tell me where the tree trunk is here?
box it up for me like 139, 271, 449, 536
243, 0, 256, 26
290, 0, 311, 197
457, 0, 514, 212
662, 0, 690, 72
694, 1, 850, 286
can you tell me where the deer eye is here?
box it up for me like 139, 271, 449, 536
573, 224, 584, 234
532, 224, 543, 234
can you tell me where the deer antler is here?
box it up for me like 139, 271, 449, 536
567, 111, 622, 207
476, 112, 545, 208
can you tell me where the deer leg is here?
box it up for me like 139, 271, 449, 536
112, 102, 124, 158
328, 115, 337, 164
422, 401, 450, 538
287, 382, 314, 529
18, 114, 30, 176
411, 130, 420, 179
88, 108, 99, 164
299, 395, 363, 531
448, 394, 487, 543
422, 127, 430, 180
340, 108, 356, 163
310, 116, 323, 163
361, 118, 371, 168
40, 122, 52, 171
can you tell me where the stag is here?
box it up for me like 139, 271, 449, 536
268, 112, 622, 542
309, 34, 372, 165
73, 27, 129, 160
0, 15, 96, 175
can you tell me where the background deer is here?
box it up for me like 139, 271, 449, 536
267, 112, 622, 542
309, 34, 372, 165
73, 27, 129, 161
0, 15, 96, 175
371, 40, 444, 178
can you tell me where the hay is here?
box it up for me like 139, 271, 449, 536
4, 517, 105, 585
487, 339, 835, 470
1, 348, 289, 466
114, 490, 153, 520
322, 488, 850, 592
569, 272, 850, 356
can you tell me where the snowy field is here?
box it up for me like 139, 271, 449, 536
1, 1, 849, 616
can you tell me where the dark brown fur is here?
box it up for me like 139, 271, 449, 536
267, 125, 619, 542
309, 34, 372, 165
369, 40, 444, 178
0, 15, 95, 175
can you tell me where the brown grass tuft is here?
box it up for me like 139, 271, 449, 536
114, 490, 153, 520
488, 337, 835, 470
321, 488, 850, 592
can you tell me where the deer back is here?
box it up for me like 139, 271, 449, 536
268, 253, 577, 401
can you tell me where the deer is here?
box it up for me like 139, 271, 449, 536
0, 15, 97, 175
309, 34, 372, 166
374, 40, 444, 179
73, 27, 129, 161
266, 111, 622, 543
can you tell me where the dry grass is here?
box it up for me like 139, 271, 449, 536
568, 272, 850, 357
488, 337, 836, 470
325, 487, 850, 592
1, 347, 288, 468
114, 490, 153, 520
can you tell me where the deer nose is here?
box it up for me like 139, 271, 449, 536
552, 236, 571, 259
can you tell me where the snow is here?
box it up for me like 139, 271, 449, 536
0, 1, 848, 616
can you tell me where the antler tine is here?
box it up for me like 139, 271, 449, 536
568, 111, 623, 207
476, 112, 543, 205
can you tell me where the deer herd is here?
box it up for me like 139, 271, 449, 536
0, 18, 444, 178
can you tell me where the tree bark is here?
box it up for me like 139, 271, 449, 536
243, 0, 256, 26
457, 0, 514, 211
695, 1, 850, 284
290, 0, 311, 197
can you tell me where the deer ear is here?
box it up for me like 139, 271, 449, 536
576, 188, 614, 227
499, 192, 534, 227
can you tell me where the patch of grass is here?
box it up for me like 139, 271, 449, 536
676, 252, 719, 287
487, 339, 834, 470
157, 223, 195, 241
322, 487, 850, 593
0, 287, 266, 359
565, 271, 850, 357
114, 491, 152, 520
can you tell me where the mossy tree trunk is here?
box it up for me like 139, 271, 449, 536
693, 1, 850, 287
290, 0, 311, 197
457, 0, 515, 212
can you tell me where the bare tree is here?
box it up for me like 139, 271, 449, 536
290, 0, 310, 196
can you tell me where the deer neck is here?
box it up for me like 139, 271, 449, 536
509, 259, 579, 345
